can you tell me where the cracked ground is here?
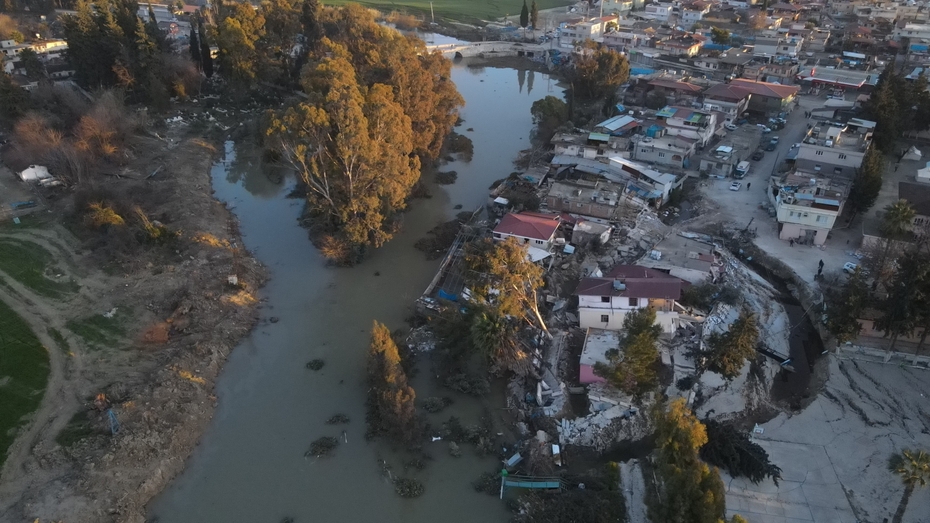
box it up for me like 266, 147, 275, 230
723, 357, 930, 523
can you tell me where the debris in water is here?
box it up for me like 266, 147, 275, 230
326, 414, 350, 424
394, 478, 425, 498
422, 396, 453, 413
305, 436, 339, 458
306, 359, 325, 371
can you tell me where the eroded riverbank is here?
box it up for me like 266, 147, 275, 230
150, 61, 566, 522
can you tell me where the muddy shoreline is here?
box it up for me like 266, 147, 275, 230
0, 136, 268, 523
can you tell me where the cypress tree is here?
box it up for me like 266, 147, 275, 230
189, 24, 201, 69
198, 20, 213, 77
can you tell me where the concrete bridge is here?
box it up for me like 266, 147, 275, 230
425, 41, 550, 59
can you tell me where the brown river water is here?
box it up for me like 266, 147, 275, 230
149, 60, 566, 523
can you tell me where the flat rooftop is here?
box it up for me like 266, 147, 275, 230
581, 328, 622, 367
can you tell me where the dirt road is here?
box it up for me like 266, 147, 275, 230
0, 137, 266, 523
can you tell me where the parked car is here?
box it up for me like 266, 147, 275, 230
751, 150, 765, 161
765, 142, 777, 151
729, 182, 742, 191
725, 123, 738, 131
843, 262, 861, 274
761, 126, 772, 133
770, 136, 780, 144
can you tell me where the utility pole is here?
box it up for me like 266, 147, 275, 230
430, 1, 435, 24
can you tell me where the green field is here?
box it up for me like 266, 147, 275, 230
325, 0, 574, 25
0, 239, 79, 299
0, 299, 50, 470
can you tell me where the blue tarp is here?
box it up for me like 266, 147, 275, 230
630, 67, 654, 76
438, 289, 458, 301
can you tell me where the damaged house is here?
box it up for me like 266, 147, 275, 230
575, 265, 687, 333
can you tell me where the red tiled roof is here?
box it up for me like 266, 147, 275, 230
576, 265, 685, 299
728, 79, 800, 99
649, 78, 704, 93
494, 212, 560, 241
703, 83, 753, 101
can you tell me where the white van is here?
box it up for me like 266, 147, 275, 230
735, 161, 750, 178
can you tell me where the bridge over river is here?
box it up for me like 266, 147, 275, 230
426, 40, 550, 59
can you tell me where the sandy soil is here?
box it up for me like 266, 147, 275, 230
0, 135, 266, 523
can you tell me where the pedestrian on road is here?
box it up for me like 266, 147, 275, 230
747, 182, 751, 190
790, 239, 795, 247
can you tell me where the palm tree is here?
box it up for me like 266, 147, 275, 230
889, 449, 930, 523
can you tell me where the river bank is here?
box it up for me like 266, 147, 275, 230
0, 135, 267, 523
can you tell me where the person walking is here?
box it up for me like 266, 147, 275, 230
747, 182, 751, 190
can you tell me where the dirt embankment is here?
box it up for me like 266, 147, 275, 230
0, 136, 267, 523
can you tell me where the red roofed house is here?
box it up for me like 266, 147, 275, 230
493, 212, 561, 251
702, 83, 753, 123
575, 265, 686, 334
727, 78, 799, 116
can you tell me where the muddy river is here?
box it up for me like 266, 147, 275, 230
150, 61, 566, 522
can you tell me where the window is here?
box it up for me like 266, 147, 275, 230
838, 153, 847, 159
493, 233, 502, 239
600, 314, 610, 323
641, 148, 649, 153
816, 215, 825, 223
601, 296, 610, 303
834, 167, 842, 175
535, 239, 544, 245
815, 150, 824, 155
629, 297, 639, 306
658, 152, 665, 158
814, 164, 822, 171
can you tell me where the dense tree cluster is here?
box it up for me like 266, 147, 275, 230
594, 307, 662, 397
650, 399, 728, 523
862, 64, 930, 152
825, 266, 869, 344
847, 147, 886, 219
530, 95, 569, 141
515, 488, 629, 523
700, 418, 782, 485
704, 309, 759, 380
569, 40, 630, 100
61, 0, 199, 106
366, 321, 419, 445
263, 5, 462, 261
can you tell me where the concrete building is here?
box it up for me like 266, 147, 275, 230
742, 58, 801, 85
545, 179, 627, 221
642, 3, 673, 21
699, 144, 740, 178
773, 172, 849, 245
753, 36, 804, 58
551, 132, 629, 160
560, 16, 618, 45
893, 22, 930, 41
579, 328, 619, 384
655, 33, 706, 57
608, 156, 679, 204
795, 120, 874, 179
576, 265, 686, 333
680, 0, 711, 24
728, 79, 799, 115
702, 83, 752, 122
492, 212, 561, 250
631, 134, 696, 169
654, 105, 718, 147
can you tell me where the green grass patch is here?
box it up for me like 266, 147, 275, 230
0, 299, 51, 470
46, 327, 69, 352
66, 308, 131, 349
0, 239, 79, 299
326, 0, 574, 25
55, 410, 99, 448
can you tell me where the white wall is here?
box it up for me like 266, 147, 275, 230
493, 231, 553, 250
579, 307, 679, 333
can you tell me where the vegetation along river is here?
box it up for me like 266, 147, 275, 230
150, 59, 566, 522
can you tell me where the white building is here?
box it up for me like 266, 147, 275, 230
492, 212, 561, 251
680, 1, 711, 24
893, 22, 930, 42
642, 3, 673, 21
631, 134, 696, 169
575, 265, 685, 334
794, 119, 874, 179
654, 105, 719, 147
773, 172, 848, 246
